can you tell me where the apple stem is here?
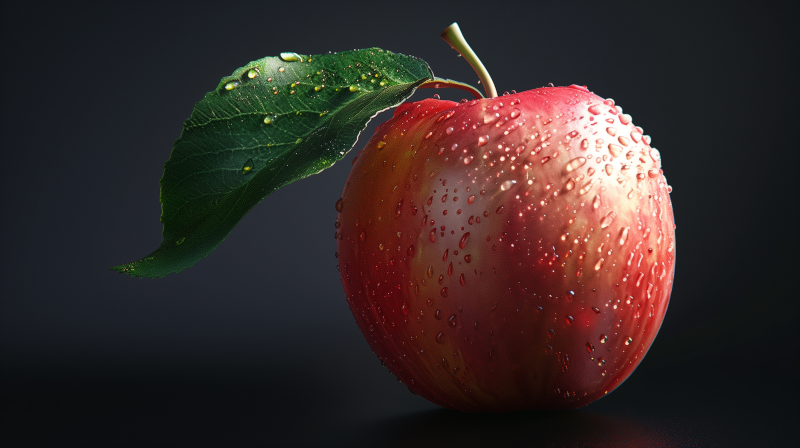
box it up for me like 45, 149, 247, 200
440, 23, 497, 99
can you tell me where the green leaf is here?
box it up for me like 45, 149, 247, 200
113, 48, 433, 278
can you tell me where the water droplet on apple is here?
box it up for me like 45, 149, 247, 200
478, 135, 489, 146
600, 334, 608, 343
510, 109, 520, 118
594, 258, 605, 270
649, 148, 661, 163
446, 126, 454, 134
565, 316, 574, 325
335, 197, 344, 212
588, 104, 602, 115
436, 332, 445, 343
600, 211, 616, 229
619, 227, 629, 245
440, 287, 448, 297
592, 306, 601, 314
459, 232, 470, 249
592, 195, 601, 209
449, 314, 458, 328
359, 230, 366, 241
608, 144, 622, 158
586, 342, 595, 352
565, 157, 587, 172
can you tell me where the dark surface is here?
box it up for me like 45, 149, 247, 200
2, 1, 796, 446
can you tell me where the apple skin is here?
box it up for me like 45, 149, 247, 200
335, 86, 675, 412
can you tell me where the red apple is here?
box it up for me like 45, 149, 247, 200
335, 86, 675, 412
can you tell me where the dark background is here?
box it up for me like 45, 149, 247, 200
2, 1, 797, 446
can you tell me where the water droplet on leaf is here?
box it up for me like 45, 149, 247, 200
241, 158, 254, 175
279, 52, 303, 62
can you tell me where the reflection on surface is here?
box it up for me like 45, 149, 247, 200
2, 345, 794, 446
344, 408, 696, 447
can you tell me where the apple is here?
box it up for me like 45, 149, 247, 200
112, 20, 674, 413
335, 82, 675, 411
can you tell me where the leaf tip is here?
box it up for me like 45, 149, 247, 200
110, 260, 156, 278
110, 262, 138, 277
